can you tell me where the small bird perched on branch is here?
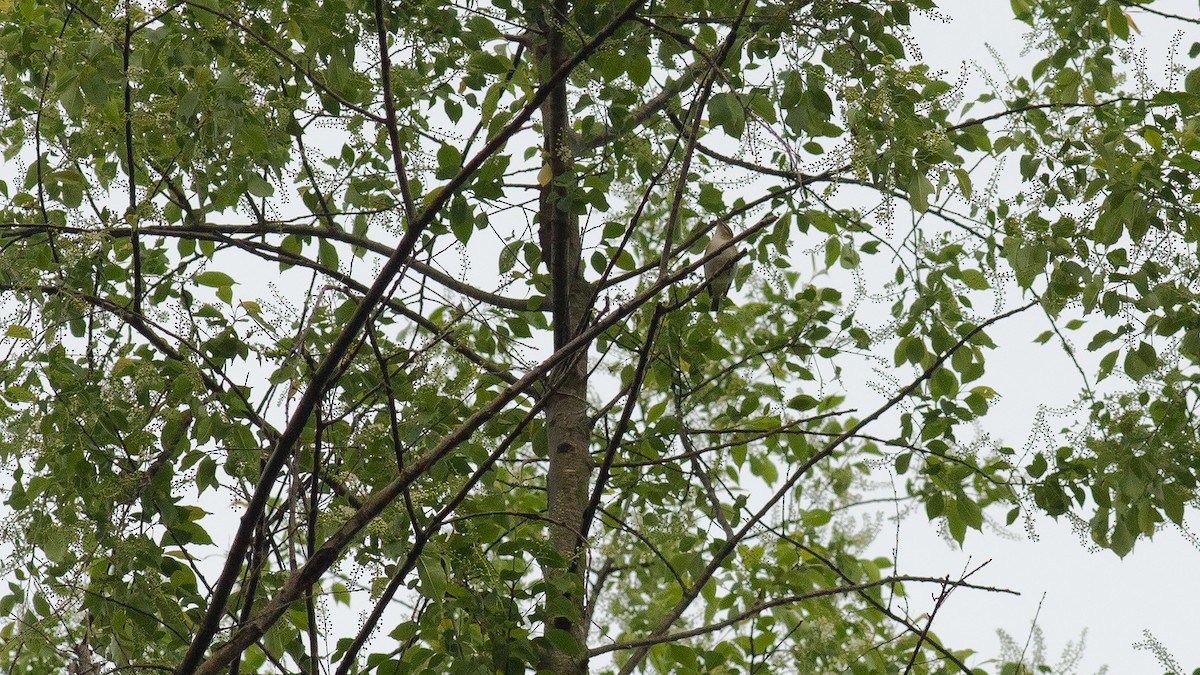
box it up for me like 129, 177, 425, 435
704, 222, 738, 312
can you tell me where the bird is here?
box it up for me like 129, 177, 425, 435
704, 222, 738, 311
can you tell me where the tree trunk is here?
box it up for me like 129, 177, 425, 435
537, 0, 594, 672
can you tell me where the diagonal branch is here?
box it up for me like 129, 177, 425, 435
579, 303, 665, 543
590, 574, 1015, 657
188, 185, 748, 674
373, 0, 416, 221
615, 299, 1038, 674
177, 1, 651, 671
122, 0, 142, 317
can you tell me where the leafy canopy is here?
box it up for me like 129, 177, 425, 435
0, 0, 1198, 673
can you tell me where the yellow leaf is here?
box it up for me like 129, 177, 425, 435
537, 163, 553, 186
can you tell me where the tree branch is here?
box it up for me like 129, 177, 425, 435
616, 300, 1038, 673
591, 574, 1015, 657
180, 1, 652, 669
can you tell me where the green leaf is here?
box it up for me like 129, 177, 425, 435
877, 33, 905, 59
930, 367, 959, 398
247, 174, 274, 198
417, 550, 446, 600
5, 325, 33, 339
33, 591, 51, 617
787, 394, 818, 411
947, 504, 966, 543
1163, 485, 1186, 525
1185, 68, 1200, 96
1142, 127, 1162, 150
1093, 208, 1122, 245
195, 271, 235, 288
196, 456, 218, 494
613, 249, 635, 271
1122, 341, 1157, 380
964, 391, 988, 416
802, 509, 832, 527
952, 168, 972, 198
1005, 237, 1047, 289
903, 336, 926, 365
959, 269, 989, 290
450, 195, 473, 244
957, 495, 982, 529
1106, 4, 1129, 40
908, 174, 934, 213
436, 143, 462, 179
708, 92, 746, 138
1005, 507, 1020, 525
824, 237, 840, 269
71, 78, 100, 111
1053, 68, 1081, 103
925, 492, 944, 519
1027, 452, 1047, 478
627, 52, 651, 87
1110, 523, 1134, 557
318, 239, 339, 270
543, 628, 583, 658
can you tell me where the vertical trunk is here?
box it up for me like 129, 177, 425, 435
539, 297, 593, 675
536, 0, 594, 672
